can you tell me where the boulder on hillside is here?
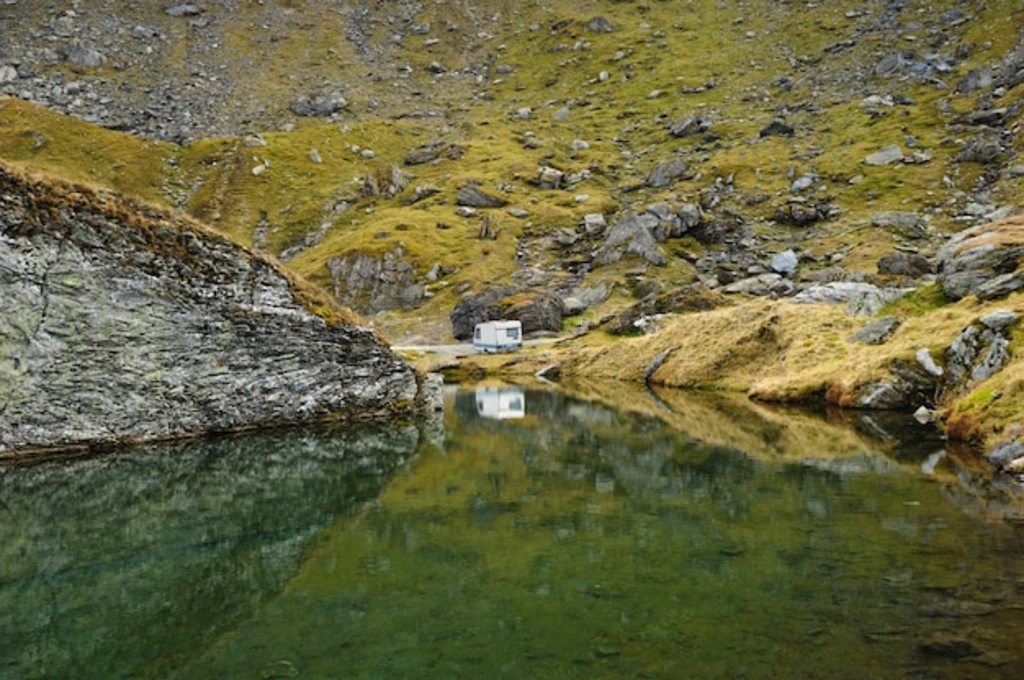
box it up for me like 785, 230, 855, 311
877, 252, 932, 278
592, 212, 667, 267
669, 115, 711, 138
291, 91, 348, 117
646, 159, 690, 188
938, 216, 1024, 301
404, 142, 466, 166
450, 288, 566, 340
457, 185, 508, 208
794, 282, 913, 316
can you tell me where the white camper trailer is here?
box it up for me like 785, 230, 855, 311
475, 387, 526, 420
473, 320, 523, 353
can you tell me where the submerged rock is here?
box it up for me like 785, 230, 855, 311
0, 164, 421, 456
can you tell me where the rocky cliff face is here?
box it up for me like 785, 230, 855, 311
0, 163, 420, 456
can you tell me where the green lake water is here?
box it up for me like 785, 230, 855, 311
2, 384, 1024, 678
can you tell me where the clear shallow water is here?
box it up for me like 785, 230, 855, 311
2, 384, 1024, 679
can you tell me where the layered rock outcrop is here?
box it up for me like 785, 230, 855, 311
0, 164, 420, 456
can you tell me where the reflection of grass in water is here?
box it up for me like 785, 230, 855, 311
182, 391, 1024, 679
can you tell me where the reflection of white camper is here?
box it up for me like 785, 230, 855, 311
475, 387, 526, 420
473, 320, 523, 353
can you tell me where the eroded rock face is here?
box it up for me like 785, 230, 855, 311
326, 247, 424, 313
0, 165, 420, 455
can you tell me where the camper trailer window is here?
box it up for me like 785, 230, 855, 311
475, 328, 481, 339
506, 328, 520, 339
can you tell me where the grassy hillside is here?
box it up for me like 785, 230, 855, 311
2, 1, 1024, 342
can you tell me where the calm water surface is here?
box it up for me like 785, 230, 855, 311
2, 384, 1024, 679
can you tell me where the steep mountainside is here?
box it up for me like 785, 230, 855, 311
2, 1, 1023, 342
0, 162, 420, 456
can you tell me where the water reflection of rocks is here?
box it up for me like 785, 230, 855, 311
0, 424, 421, 679
453, 381, 1024, 520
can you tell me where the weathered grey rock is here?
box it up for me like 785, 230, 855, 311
854, 381, 909, 409
404, 142, 465, 166
669, 115, 710, 138
562, 284, 610, 316
937, 217, 1024, 300
864, 145, 904, 166
775, 200, 830, 227
0, 65, 18, 83
872, 211, 926, 231
585, 16, 616, 33
957, 67, 993, 93
794, 282, 912, 316
760, 118, 795, 137
946, 314, 1016, 390
987, 431, 1024, 469
326, 246, 424, 314
850, 316, 903, 345
724, 274, 794, 297
553, 228, 578, 247
645, 159, 689, 188
457, 185, 507, 208
958, 137, 1004, 164
0, 165, 420, 456
980, 310, 1020, 332
537, 166, 565, 189
975, 271, 1024, 300
645, 346, 679, 383
916, 348, 944, 377
582, 213, 607, 235
676, 203, 703, 230
770, 249, 799, 276
65, 46, 106, 69
450, 288, 565, 340
291, 91, 348, 117
361, 165, 410, 198
592, 212, 666, 267
877, 252, 932, 277
166, 4, 203, 17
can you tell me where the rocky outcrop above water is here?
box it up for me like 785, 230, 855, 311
0, 163, 421, 456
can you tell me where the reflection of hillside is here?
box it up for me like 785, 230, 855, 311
450, 384, 915, 499
184, 389, 1024, 679
0, 425, 419, 679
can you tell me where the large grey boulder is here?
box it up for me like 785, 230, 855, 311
938, 217, 1024, 300
946, 312, 1019, 389
794, 282, 912, 316
450, 287, 565, 340
0, 164, 421, 456
592, 212, 667, 266
645, 159, 689, 188
849, 316, 903, 345
291, 90, 348, 117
